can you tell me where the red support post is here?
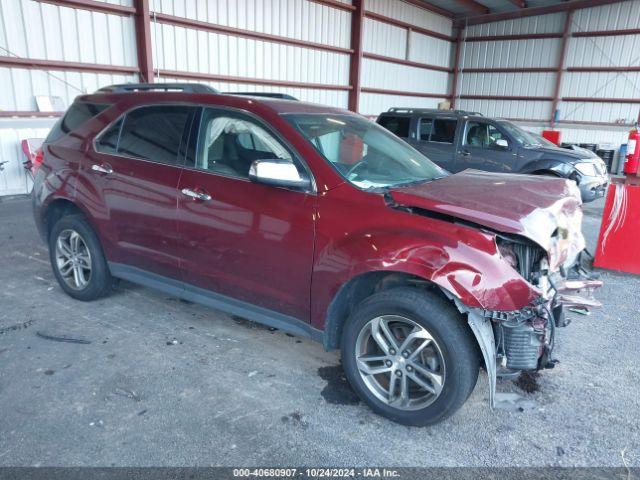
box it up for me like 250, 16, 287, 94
550, 10, 573, 127
451, 28, 463, 109
348, 0, 364, 112
134, 0, 154, 83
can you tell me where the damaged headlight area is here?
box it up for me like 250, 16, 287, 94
496, 236, 546, 284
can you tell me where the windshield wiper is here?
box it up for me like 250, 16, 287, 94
389, 176, 447, 189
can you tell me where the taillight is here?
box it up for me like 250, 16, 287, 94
32, 147, 44, 174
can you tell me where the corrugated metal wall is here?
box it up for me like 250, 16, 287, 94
1, 0, 637, 196
456, 0, 640, 146
0, 0, 138, 196
360, 0, 452, 115
0, 0, 454, 196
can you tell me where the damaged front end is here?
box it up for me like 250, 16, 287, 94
388, 171, 603, 409
457, 235, 602, 409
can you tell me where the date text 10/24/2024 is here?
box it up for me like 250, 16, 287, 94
233, 468, 400, 478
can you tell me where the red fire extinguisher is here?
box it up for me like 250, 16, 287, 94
624, 128, 640, 175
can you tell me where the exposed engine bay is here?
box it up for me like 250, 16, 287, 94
390, 173, 603, 408
464, 218, 601, 408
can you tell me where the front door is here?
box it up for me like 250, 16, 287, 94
86, 105, 195, 279
176, 108, 315, 321
457, 120, 515, 173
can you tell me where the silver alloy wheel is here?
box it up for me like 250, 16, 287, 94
355, 315, 446, 410
55, 229, 92, 290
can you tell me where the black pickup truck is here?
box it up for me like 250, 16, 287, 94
377, 108, 608, 202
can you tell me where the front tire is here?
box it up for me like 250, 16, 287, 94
49, 214, 113, 301
341, 287, 479, 426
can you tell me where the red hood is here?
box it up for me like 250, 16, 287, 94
390, 170, 584, 260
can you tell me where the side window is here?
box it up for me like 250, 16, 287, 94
464, 121, 488, 147
378, 116, 410, 138
419, 118, 433, 141
430, 119, 457, 143
196, 109, 293, 179
96, 118, 122, 155
47, 102, 110, 142
464, 121, 508, 149
116, 106, 192, 165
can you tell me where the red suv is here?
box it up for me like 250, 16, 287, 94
33, 83, 601, 426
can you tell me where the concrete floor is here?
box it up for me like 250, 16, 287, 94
0, 195, 638, 467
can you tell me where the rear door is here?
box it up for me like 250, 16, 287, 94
86, 104, 196, 279
412, 117, 458, 172
457, 119, 515, 173
176, 107, 315, 321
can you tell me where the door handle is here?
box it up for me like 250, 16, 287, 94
91, 164, 113, 174
181, 188, 211, 202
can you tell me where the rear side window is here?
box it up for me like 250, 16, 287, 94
419, 118, 433, 141
429, 119, 457, 143
46, 102, 110, 142
97, 106, 193, 165
378, 116, 410, 138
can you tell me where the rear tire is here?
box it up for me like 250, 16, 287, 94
341, 287, 479, 426
49, 214, 113, 301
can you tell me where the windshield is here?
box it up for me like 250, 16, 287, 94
531, 133, 557, 147
498, 121, 542, 146
285, 113, 446, 190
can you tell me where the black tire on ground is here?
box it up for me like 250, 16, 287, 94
48, 214, 113, 301
341, 287, 479, 426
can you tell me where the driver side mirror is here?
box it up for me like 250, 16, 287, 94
249, 159, 311, 190
492, 138, 509, 150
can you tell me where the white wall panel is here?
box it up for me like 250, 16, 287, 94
460, 71, 554, 97
461, 38, 560, 69
366, 0, 452, 36
159, 76, 349, 109
559, 101, 639, 125
571, 0, 640, 31
93, 0, 134, 5
362, 18, 407, 58
152, 23, 350, 85
0, 0, 137, 66
360, 93, 441, 117
511, 122, 630, 148
409, 32, 451, 68
0, 119, 56, 196
0, 67, 138, 111
566, 35, 640, 68
457, 99, 552, 121
466, 13, 564, 37
149, 0, 351, 49
361, 58, 449, 94
560, 71, 640, 101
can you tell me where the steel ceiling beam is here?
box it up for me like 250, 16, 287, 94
505, 0, 527, 8
453, 0, 490, 15
401, 0, 455, 18
455, 0, 627, 26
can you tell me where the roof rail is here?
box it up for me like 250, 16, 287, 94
387, 107, 483, 116
96, 83, 219, 94
223, 92, 299, 101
